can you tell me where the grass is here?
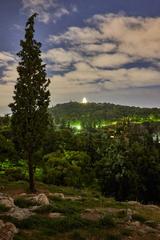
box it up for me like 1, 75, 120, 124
0, 203, 10, 213
14, 197, 37, 208
0, 179, 160, 240
132, 213, 148, 223
99, 214, 116, 227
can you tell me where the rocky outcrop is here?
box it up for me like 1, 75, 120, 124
49, 192, 82, 201
81, 209, 103, 221
27, 193, 49, 205
49, 193, 65, 199
0, 220, 18, 240
6, 207, 34, 220
0, 194, 15, 209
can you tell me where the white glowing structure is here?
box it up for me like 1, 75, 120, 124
82, 97, 87, 104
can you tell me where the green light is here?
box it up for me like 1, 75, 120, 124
76, 125, 81, 130
70, 121, 82, 130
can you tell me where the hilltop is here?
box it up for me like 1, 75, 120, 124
50, 102, 160, 128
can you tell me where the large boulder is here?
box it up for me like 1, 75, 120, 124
0, 194, 15, 209
29, 193, 49, 205
49, 193, 65, 199
7, 207, 34, 220
0, 220, 18, 240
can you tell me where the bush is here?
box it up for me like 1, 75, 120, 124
14, 197, 36, 208
0, 203, 10, 213
99, 214, 116, 227
132, 214, 147, 223
5, 168, 26, 181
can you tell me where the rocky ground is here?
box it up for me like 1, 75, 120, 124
0, 182, 160, 240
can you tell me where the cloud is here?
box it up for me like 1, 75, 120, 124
21, 0, 75, 24
47, 13, 160, 94
51, 63, 160, 91
49, 26, 101, 44
43, 48, 82, 65
90, 53, 137, 68
49, 13, 160, 59
87, 14, 160, 59
0, 52, 18, 113
0, 52, 18, 84
79, 43, 116, 55
0, 52, 15, 64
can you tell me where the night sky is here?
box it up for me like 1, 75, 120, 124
0, 0, 160, 114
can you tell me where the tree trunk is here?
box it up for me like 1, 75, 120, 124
28, 151, 36, 193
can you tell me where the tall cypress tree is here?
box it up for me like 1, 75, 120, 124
9, 13, 50, 192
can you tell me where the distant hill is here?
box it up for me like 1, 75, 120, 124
50, 102, 160, 127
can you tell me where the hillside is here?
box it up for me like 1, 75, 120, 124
50, 102, 160, 128
0, 179, 160, 240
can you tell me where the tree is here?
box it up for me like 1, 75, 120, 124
9, 13, 50, 192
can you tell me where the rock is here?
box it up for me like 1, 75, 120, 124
64, 196, 82, 201
0, 220, 5, 229
81, 209, 103, 221
127, 201, 141, 206
50, 193, 65, 199
35, 193, 49, 205
0, 220, 18, 240
157, 224, 160, 231
19, 193, 27, 197
0, 194, 15, 208
48, 212, 64, 219
28, 193, 49, 205
131, 221, 141, 227
145, 204, 160, 210
127, 208, 133, 222
7, 207, 34, 220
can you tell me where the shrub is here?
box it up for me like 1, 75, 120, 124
14, 197, 36, 208
99, 214, 116, 227
5, 168, 26, 181
0, 203, 10, 213
132, 214, 147, 223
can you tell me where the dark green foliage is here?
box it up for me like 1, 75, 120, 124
42, 151, 92, 187
96, 120, 160, 203
5, 167, 26, 181
71, 231, 86, 240
132, 214, 147, 223
99, 214, 116, 227
14, 197, 36, 208
105, 234, 122, 240
0, 134, 17, 162
51, 102, 160, 129
9, 14, 50, 192
0, 204, 10, 213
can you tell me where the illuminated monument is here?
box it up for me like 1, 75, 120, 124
82, 97, 87, 104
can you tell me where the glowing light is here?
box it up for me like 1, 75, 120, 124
76, 125, 81, 130
82, 97, 87, 104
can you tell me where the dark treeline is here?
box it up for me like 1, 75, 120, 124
0, 113, 160, 204
51, 102, 160, 127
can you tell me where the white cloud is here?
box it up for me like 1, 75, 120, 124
0, 52, 18, 113
0, 52, 15, 64
90, 53, 137, 68
22, 0, 75, 23
49, 26, 101, 44
0, 52, 18, 83
49, 57, 160, 91
1, 63, 18, 83
50, 14, 160, 59
79, 43, 116, 54
47, 13, 160, 94
88, 14, 160, 59
43, 48, 82, 65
